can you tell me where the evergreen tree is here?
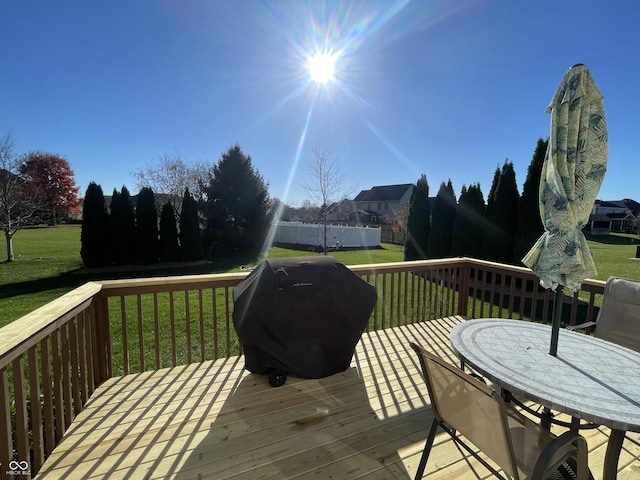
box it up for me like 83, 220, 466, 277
514, 138, 547, 263
404, 174, 430, 260
200, 145, 270, 257
483, 161, 519, 263
481, 166, 502, 260
179, 188, 202, 261
451, 183, 485, 258
427, 180, 457, 258
80, 182, 109, 267
109, 186, 136, 265
159, 202, 180, 262
135, 186, 159, 264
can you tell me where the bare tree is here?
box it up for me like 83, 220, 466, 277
302, 147, 351, 254
389, 202, 410, 250
0, 133, 42, 262
131, 152, 211, 218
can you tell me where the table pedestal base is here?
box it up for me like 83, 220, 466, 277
603, 430, 625, 480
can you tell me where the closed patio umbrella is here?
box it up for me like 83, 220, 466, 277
522, 64, 607, 356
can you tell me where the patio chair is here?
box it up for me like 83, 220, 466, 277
409, 342, 591, 480
568, 276, 640, 353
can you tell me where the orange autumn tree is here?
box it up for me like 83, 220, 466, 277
20, 152, 80, 224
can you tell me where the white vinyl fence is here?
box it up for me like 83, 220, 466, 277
274, 221, 381, 248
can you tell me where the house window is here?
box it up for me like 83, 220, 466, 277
378, 202, 382, 209
385, 202, 389, 209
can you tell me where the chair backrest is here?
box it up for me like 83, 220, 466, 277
595, 276, 640, 353
410, 343, 519, 479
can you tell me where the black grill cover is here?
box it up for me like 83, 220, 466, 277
233, 256, 377, 379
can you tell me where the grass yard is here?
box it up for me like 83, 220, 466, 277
585, 232, 640, 280
1, 225, 639, 327
0, 225, 405, 327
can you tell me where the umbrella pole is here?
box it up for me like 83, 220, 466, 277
549, 285, 564, 356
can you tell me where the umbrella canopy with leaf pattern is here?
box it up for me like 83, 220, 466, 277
523, 64, 607, 292
523, 64, 607, 355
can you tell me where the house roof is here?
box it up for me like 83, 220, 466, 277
353, 184, 413, 202
596, 200, 629, 209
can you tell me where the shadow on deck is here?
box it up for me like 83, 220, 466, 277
35, 317, 640, 479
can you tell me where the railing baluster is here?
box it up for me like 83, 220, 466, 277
0, 367, 13, 474
170, 292, 177, 366
381, 273, 387, 329
225, 287, 231, 357
137, 294, 145, 372
517, 277, 527, 320
506, 274, 515, 318
29, 345, 45, 471
153, 293, 160, 369
69, 319, 82, 416
479, 269, 488, 315
77, 312, 88, 405
421, 268, 427, 320
496, 271, 504, 318
40, 337, 55, 456
61, 323, 73, 429
185, 290, 192, 364
570, 291, 579, 326
51, 330, 64, 442
489, 271, 498, 317
212, 288, 219, 359
446, 268, 453, 316
470, 267, 477, 318
92, 296, 112, 384
120, 296, 129, 375
541, 289, 551, 325
404, 272, 416, 326
86, 307, 95, 393
382, 272, 396, 328
586, 290, 596, 325
12, 357, 29, 466
531, 280, 540, 322
199, 290, 205, 362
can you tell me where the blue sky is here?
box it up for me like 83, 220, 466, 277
1, 1, 638, 206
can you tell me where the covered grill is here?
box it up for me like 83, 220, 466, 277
233, 256, 377, 386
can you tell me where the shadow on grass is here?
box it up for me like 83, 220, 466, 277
0, 257, 253, 301
586, 232, 640, 245
272, 242, 384, 253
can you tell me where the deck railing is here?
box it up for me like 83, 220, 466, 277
0, 257, 606, 478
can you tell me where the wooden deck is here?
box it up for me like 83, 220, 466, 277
36, 316, 640, 479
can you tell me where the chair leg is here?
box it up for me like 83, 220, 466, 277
415, 418, 439, 480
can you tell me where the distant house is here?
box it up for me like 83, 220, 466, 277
349, 183, 414, 224
588, 199, 639, 234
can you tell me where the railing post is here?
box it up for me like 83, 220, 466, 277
92, 296, 112, 385
457, 260, 470, 317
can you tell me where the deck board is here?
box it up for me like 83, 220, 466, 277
37, 316, 640, 479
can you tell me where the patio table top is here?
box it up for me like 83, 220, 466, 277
450, 317, 640, 480
450, 318, 640, 431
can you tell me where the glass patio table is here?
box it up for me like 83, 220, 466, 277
450, 318, 640, 480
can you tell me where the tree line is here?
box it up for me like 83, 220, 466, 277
404, 138, 548, 266
3, 125, 549, 269
80, 144, 272, 268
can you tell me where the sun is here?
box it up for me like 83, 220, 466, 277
308, 53, 336, 83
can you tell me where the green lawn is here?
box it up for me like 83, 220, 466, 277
1, 225, 638, 327
0, 226, 405, 326
585, 232, 640, 281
